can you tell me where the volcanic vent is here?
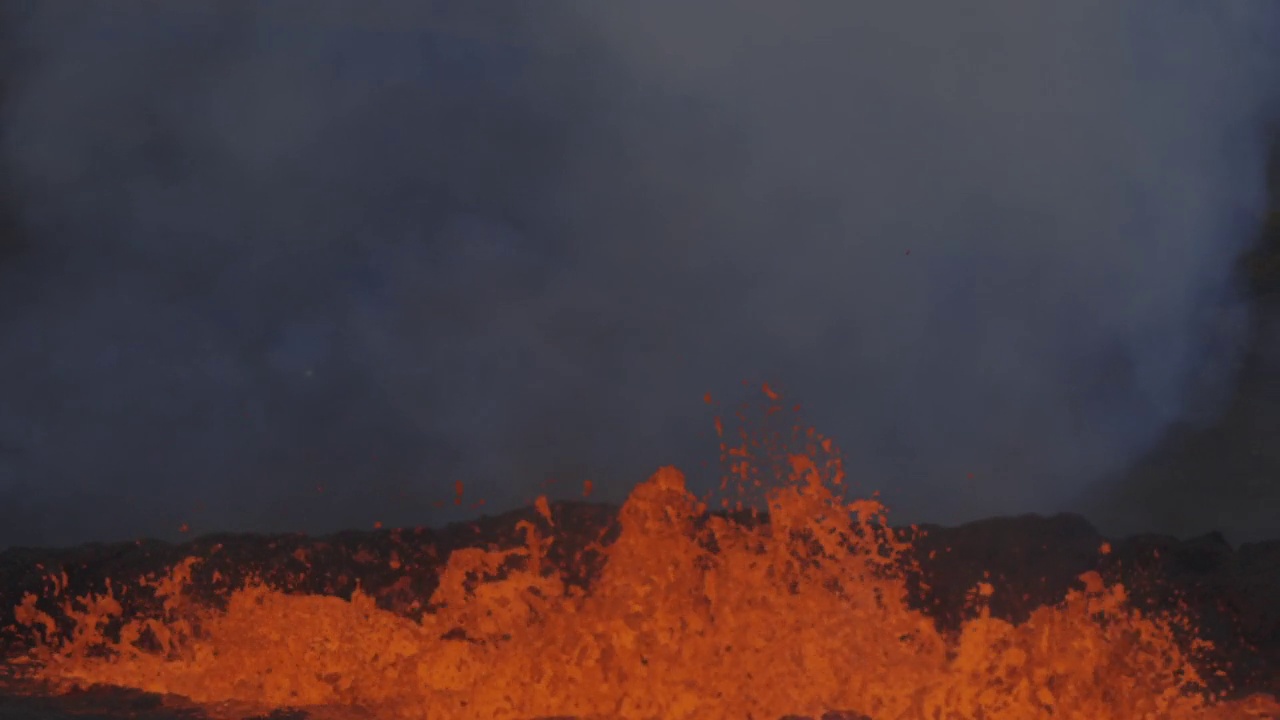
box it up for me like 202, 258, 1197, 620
2, 398, 1279, 719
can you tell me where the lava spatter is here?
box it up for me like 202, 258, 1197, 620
6, 410, 1279, 718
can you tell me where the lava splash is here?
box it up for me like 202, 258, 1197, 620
5, 448, 1280, 718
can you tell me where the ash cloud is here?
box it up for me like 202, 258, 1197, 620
0, 1, 1277, 548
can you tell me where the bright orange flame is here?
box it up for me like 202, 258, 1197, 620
5, 401, 1278, 719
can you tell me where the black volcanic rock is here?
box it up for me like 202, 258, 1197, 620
907, 512, 1104, 628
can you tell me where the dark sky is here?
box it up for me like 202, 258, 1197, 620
1, 1, 1278, 549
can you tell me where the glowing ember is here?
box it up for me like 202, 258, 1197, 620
3, 410, 1279, 718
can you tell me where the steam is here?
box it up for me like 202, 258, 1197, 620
0, 2, 1277, 548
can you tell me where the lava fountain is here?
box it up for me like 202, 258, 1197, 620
3, 396, 1278, 719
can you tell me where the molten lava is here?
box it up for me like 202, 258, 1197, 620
4, 414, 1279, 718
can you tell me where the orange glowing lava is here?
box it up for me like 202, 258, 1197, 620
4, 409, 1279, 718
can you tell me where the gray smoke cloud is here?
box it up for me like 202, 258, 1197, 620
1, 1, 1277, 548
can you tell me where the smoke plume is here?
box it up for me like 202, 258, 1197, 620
1, 1, 1277, 547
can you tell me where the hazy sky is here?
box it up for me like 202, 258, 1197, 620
1, 1, 1278, 548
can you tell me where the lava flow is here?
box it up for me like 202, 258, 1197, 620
3, 406, 1280, 719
